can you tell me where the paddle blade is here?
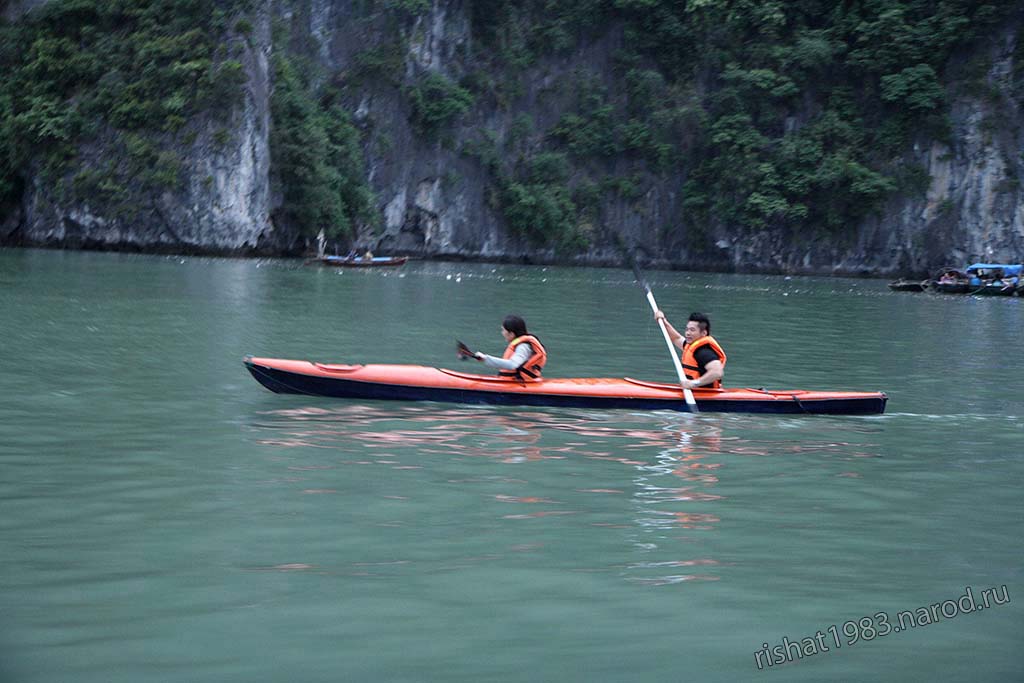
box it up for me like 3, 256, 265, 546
629, 257, 651, 294
456, 339, 475, 360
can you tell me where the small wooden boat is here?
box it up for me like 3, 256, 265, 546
307, 256, 408, 267
887, 279, 929, 292
919, 266, 970, 294
886, 265, 1023, 295
932, 281, 972, 294
244, 357, 888, 415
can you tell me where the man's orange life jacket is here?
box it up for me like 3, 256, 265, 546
681, 335, 726, 388
499, 335, 547, 380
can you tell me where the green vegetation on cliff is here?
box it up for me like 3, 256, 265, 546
0, 0, 375, 240
0, 0, 249, 214
0, 0, 1018, 251
270, 52, 375, 238
458, 0, 1013, 247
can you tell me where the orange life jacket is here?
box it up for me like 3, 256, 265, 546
499, 335, 547, 380
681, 335, 726, 388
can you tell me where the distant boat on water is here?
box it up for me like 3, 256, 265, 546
888, 264, 1021, 296
886, 278, 929, 292
306, 255, 409, 267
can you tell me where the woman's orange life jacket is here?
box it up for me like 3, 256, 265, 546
499, 335, 547, 380
681, 335, 727, 388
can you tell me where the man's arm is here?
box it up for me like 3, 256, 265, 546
653, 310, 686, 351
686, 359, 723, 389
683, 346, 724, 389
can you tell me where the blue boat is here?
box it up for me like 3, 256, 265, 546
964, 263, 1022, 296
307, 255, 408, 267
891, 264, 1023, 296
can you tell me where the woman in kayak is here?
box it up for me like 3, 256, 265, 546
465, 315, 547, 380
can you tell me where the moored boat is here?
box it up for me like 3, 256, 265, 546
886, 264, 1024, 296
968, 281, 1019, 296
887, 279, 929, 292
929, 266, 970, 293
244, 357, 887, 415
307, 255, 408, 267
932, 280, 972, 294
963, 263, 1021, 296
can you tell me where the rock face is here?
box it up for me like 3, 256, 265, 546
1, 0, 49, 22
3, 0, 1023, 274
816, 25, 1024, 277
10, 5, 278, 254
309, 1, 1024, 275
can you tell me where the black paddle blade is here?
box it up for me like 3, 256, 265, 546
630, 256, 651, 294
456, 339, 474, 360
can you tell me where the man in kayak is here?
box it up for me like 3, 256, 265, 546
654, 310, 726, 389
462, 315, 547, 380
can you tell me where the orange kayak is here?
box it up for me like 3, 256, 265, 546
244, 357, 887, 415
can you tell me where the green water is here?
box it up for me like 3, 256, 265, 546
1, 248, 1021, 682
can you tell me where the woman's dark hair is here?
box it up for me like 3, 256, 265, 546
502, 315, 529, 338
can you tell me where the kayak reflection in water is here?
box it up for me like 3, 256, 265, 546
460, 315, 548, 380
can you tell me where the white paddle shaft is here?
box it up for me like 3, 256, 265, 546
644, 290, 699, 409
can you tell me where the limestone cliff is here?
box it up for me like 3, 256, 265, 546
3, 3, 277, 253
292, 0, 1024, 275
2, 0, 1022, 276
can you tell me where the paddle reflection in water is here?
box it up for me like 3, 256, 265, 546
246, 403, 883, 585
623, 415, 883, 585
625, 422, 725, 585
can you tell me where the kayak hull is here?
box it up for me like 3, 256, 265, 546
306, 256, 408, 267
244, 357, 887, 415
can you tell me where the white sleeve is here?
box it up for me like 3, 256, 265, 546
479, 343, 532, 370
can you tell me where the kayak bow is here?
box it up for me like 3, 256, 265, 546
244, 357, 887, 415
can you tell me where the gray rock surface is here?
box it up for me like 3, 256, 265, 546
4, 0, 1022, 275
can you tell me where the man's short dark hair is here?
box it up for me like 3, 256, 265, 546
688, 312, 710, 334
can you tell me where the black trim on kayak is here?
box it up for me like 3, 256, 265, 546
244, 360, 886, 415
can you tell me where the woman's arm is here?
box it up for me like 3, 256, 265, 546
476, 343, 532, 370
